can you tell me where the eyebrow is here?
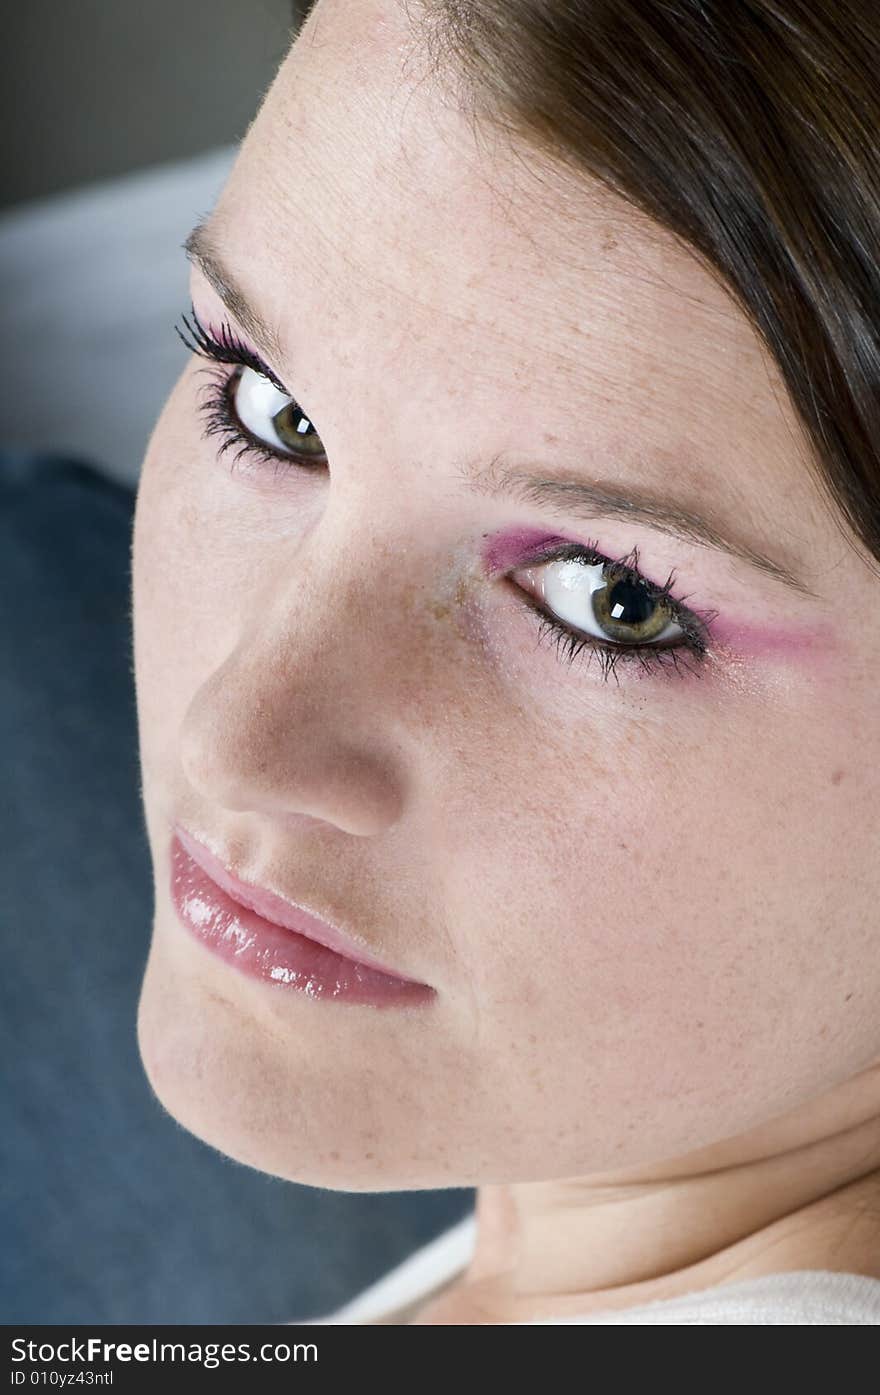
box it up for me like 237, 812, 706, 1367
184, 219, 817, 600
184, 218, 284, 367
468, 460, 817, 596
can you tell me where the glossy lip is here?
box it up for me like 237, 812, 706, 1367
173, 821, 428, 984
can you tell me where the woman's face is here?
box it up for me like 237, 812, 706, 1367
133, 0, 880, 1190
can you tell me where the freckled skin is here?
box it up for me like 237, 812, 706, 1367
133, 0, 880, 1319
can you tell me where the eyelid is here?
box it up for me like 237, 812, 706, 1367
179, 305, 291, 396
509, 536, 671, 597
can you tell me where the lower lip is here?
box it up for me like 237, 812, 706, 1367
168, 834, 434, 1008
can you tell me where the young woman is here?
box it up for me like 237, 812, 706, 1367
131, 0, 880, 1323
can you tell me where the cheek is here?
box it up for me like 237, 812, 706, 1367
133, 395, 200, 771
439, 659, 880, 1164
132, 380, 270, 775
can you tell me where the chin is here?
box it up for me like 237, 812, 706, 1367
134, 935, 451, 1192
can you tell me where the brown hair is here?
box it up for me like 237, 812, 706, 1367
298, 1, 880, 575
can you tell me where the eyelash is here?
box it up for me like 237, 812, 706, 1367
174, 306, 719, 684
174, 307, 316, 481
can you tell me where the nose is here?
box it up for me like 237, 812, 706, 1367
178, 548, 414, 837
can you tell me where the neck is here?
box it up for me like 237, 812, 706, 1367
417, 1066, 880, 1324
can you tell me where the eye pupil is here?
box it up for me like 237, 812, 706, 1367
606, 577, 652, 625
593, 570, 670, 642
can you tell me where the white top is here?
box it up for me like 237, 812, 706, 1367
301, 1212, 880, 1324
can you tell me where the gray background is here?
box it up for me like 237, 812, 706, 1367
0, 0, 299, 209
0, 1, 313, 488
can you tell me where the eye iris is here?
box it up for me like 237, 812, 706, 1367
592, 570, 670, 642
272, 403, 323, 457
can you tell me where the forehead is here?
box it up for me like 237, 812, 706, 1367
209, 0, 814, 511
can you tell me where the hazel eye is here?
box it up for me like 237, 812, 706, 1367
515, 556, 685, 647
232, 365, 327, 462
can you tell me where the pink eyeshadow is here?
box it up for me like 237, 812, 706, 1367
480, 527, 576, 575
706, 616, 839, 661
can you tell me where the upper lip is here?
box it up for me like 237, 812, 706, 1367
174, 822, 426, 985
